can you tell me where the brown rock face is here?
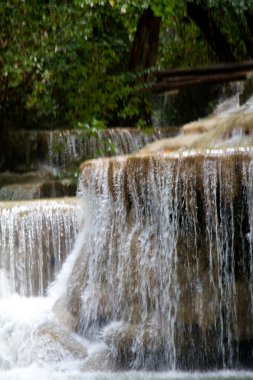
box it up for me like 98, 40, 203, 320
65, 143, 253, 370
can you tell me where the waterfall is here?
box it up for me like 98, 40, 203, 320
0, 111, 253, 377
0, 199, 78, 296
45, 128, 177, 173
62, 149, 253, 370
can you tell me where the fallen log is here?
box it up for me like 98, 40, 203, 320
151, 61, 253, 94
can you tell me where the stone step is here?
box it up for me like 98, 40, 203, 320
1, 128, 179, 173
0, 176, 76, 201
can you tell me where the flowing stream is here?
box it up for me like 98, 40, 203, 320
0, 94, 253, 379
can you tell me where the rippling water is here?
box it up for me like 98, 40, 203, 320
0, 369, 253, 380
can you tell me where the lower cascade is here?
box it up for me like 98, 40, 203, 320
73, 150, 253, 371
0, 198, 78, 296
0, 111, 253, 378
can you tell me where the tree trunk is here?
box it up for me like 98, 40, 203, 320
127, 6, 161, 125
243, 9, 253, 58
244, 9, 253, 36
227, 6, 253, 59
129, 6, 161, 74
187, 1, 236, 63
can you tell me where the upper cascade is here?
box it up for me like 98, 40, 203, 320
138, 108, 253, 157
0, 128, 177, 201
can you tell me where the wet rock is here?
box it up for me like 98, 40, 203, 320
138, 112, 253, 155
2, 128, 179, 174
81, 347, 111, 371
76, 146, 253, 369
36, 321, 87, 361
0, 178, 76, 201
66, 110, 253, 370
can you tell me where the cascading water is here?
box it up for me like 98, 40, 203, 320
66, 150, 253, 372
0, 96, 253, 379
66, 157, 180, 370
46, 128, 176, 174
0, 198, 78, 296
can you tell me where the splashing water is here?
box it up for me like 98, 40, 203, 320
0, 199, 88, 376
0, 143, 253, 377
61, 149, 253, 371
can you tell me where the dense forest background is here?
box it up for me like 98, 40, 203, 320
1, 0, 253, 135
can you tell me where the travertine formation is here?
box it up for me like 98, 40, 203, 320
64, 113, 253, 370
1, 109, 253, 371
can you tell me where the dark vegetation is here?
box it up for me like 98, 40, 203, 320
1, 0, 253, 136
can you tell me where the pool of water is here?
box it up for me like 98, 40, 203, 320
0, 369, 253, 380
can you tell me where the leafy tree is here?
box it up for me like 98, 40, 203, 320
0, 1, 142, 131
1, 0, 253, 142
186, 0, 253, 62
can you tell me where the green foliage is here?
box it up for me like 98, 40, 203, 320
1, 0, 253, 135
76, 118, 116, 158
0, 1, 146, 130
77, 118, 106, 137
184, 0, 253, 62
157, 2, 214, 69
207, 0, 252, 12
